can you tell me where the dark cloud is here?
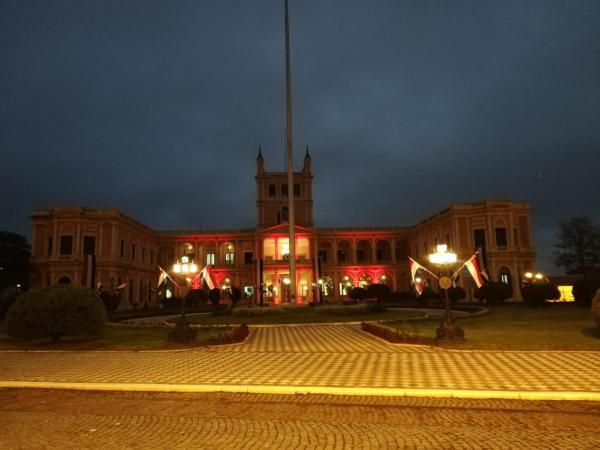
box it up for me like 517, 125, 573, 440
1, 0, 599, 274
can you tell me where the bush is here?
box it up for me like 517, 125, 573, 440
474, 282, 511, 305
521, 282, 560, 307
208, 288, 221, 307
185, 289, 208, 308
389, 291, 415, 302
366, 283, 392, 301
230, 286, 242, 308
0, 286, 18, 319
315, 303, 371, 315
168, 315, 196, 343
6, 285, 107, 341
348, 287, 367, 302
573, 279, 600, 308
232, 306, 285, 316
361, 322, 431, 345
100, 291, 121, 313
209, 324, 250, 345
448, 286, 466, 304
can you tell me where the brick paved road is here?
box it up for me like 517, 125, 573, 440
1, 325, 599, 395
1, 389, 599, 449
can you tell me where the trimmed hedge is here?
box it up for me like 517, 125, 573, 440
209, 324, 250, 345
232, 306, 285, 317
315, 304, 371, 315
361, 322, 432, 345
6, 285, 107, 341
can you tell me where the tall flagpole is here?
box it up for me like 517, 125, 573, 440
284, 0, 296, 303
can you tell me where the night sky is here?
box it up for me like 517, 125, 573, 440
1, 0, 599, 274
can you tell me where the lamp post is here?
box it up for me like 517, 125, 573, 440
428, 244, 465, 341
172, 255, 198, 318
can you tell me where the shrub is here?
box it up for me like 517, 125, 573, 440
232, 306, 285, 316
208, 288, 221, 307
185, 289, 208, 308
448, 286, 466, 304
591, 289, 600, 326
521, 282, 560, 307
6, 285, 107, 341
168, 315, 196, 343
573, 279, 600, 308
348, 287, 367, 302
209, 324, 250, 345
419, 287, 440, 302
100, 291, 121, 313
0, 286, 18, 319
366, 283, 392, 301
315, 303, 371, 315
361, 322, 431, 345
474, 282, 511, 305
389, 291, 415, 302
230, 286, 242, 308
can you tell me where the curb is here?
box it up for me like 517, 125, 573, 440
1, 381, 599, 401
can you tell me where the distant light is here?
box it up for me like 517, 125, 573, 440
415, 277, 422, 284
173, 263, 182, 273
535, 273, 543, 280
524, 272, 533, 279
318, 278, 323, 285
381, 275, 386, 280
181, 256, 189, 264
283, 277, 291, 285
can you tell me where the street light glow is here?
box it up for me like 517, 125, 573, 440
428, 244, 457, 265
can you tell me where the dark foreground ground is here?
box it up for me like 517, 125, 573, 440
1, 389, 599, 449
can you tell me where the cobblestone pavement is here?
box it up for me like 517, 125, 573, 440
1, 389, 600, 449
1, 325, 599, 394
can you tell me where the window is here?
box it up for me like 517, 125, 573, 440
47, 237, 53, 256
376, 248, 383, 261
120, 240, 125, 258
495, 228, 508, 247
83, 236, 96, 255
206, 252, 215, 265
131, 243, 136, 260
276, 212, 281, 224
58, 276, 71, 284
225, 252, 234, 265
141, 247, 146, 263
150, 250, 154, 265
499, 267, 512, 289
59, 235, 73, 255
282, 207, 289, 222
281, 184, 288, 197
337, 249, 347, 262
356, 249, 366, 262
268, 184, 276, 197
244, 252, 253, 264
293, 184, 301, 198
318, 250, 327, 262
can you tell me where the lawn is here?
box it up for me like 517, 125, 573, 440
385, 304, 600, 351
0, 322, 230, 351
181, 306, 426, 325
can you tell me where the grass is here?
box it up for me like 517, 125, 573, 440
384, 304, 600, 351
0, 322, 231, 351
181, 306, 426, 325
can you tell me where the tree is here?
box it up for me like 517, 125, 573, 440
447, 286, 466, 304
348, 287, 367, 302
554, 217, 600, 278
0, 231, 30, 291
185, 289, 208, 308
230, 286, 242, 308
366, 283, 391, 301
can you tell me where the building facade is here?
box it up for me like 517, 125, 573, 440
30, 150, 536, 307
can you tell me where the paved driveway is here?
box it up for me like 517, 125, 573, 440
1, 325, 599, 397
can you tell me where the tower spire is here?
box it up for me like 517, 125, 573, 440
284, 0, 296, 303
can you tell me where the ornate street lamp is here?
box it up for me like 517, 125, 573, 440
172, 255, 198, 318
428, 244, 465, 341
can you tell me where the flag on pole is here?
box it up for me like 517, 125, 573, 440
158, 266, 172, 288
199, 264, 216, 290
464, 253, 485, 288
408, 257, 439, 281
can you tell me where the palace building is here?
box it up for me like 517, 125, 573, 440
30, 149, 536, 307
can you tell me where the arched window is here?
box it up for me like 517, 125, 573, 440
294, 183, 301, 198
281, 206, 289, 222
281, 184, 288, 197
499, 267, 512, 289
268, 184, 276, 197
57, 276, 71, 284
